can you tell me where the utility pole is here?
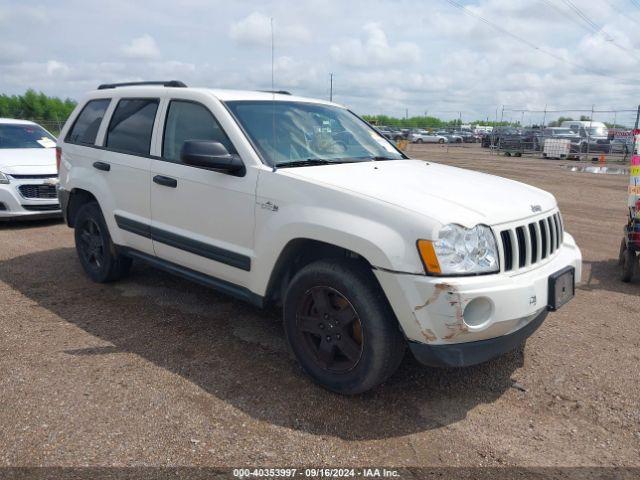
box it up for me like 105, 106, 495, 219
329, 73, 333, 102
542, 104, 547, 128
405, 108, 408, 120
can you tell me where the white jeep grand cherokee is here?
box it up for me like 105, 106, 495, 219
57, 81, 582, 394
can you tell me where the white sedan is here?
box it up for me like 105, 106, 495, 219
0, 119, 61, 220
409, 130, 449, 144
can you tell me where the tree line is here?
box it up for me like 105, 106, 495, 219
0, 89, 77, 122
362, 114, 514, 129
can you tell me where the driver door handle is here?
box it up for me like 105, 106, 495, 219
153, 175, 177, 188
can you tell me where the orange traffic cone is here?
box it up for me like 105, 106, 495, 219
599, 153, 606, 165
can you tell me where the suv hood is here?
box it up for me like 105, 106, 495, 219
0, 148, 57, 175
284, 159, 556, 227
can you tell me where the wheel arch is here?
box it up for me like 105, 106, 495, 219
264, 238, 379, 308
66, 188, 98, 227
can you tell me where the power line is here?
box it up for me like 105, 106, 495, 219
538, 0, 602, 33
561, 0, 611, 38
442, 0, 612, 77
560, 0, 640, 61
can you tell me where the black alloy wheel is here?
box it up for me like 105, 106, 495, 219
78, 217, 106, 272
295, 286, 364, 372
74, 202, 132, 283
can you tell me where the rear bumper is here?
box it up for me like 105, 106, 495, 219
409, 309, 547, 367
57, 186, 71, 224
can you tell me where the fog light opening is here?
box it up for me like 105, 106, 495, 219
463, 297, 493, 328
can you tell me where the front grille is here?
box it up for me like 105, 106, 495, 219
9, 174, 58, 180
18, 184, 57, 199
499, 212, 564, 272
21, 204, 60, 211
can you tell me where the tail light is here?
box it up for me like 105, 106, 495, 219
56, 147, 62, 172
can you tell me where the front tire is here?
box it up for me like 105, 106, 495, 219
74, 202, 132, 283
283, 259, 405, 395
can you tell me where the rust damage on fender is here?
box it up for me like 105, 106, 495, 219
414, 282, 468, 341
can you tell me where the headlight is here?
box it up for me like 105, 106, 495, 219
0, 171, 9, 184
418, 224, 499, 275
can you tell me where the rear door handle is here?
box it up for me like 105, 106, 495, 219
93, 161, 110, 172
153, 175, 177, 188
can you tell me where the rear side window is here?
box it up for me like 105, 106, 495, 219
162, 100, 236, 162
66, 99, 110, 145
106, 98, 159, 155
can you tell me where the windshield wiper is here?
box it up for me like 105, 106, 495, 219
276, 159, 333, 168
276, 158, 360, 168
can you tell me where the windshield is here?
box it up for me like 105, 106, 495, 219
0, 124, 56, 149
549, 128, 574, 135
225, 101, 404, 166
586, 127, 607, 137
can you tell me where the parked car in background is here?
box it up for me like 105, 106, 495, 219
0, 119, 61, 220
536, 128, 581, 152
57, 81, 581, 394
436, 131, 463, 143
377, 126, 394, 140
562, 121, 610, 153
610, 136, 634, 154
388, 126, 406, 141
409, 130, 448, 143
458, 130, 476, 143
481, 127, 521, 148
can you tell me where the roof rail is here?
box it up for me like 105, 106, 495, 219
257, 90, 292, 95
97, 80, 187, 90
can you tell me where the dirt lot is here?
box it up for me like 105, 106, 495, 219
0, 144, 638, 468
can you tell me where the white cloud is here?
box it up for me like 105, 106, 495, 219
229, 11, 310, 46
46, 60, 70, 77
121, 34, 161, 60
330, 22, 420, 67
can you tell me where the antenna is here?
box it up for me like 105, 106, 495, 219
271, 17, 277, 169
270, 17, 275, 93
329, 73, 333, 102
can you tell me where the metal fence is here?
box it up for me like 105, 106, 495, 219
26, 119, 66, 136
370, 105, 640, 163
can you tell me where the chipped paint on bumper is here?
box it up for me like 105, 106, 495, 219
373, 233, 582, 348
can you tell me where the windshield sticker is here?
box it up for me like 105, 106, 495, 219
36, 137, 56, 148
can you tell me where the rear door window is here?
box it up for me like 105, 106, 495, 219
106, 98, 159, 155
162, 100, 236, 162
66, 99, 111, 145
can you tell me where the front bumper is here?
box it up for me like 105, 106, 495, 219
408, 309, 547, 367
0, 179, 61, 220
374, 233, 582, 363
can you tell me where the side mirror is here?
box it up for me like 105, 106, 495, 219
180, 140, 245, 176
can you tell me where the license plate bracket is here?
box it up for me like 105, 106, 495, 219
547, 266, 575, 311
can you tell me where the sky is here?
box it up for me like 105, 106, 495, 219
1, 0, 640, 126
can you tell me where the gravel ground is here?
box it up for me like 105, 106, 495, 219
0, 145, 638, 468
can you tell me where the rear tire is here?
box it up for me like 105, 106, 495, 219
283, 259, 405, 395
74, 202, 132, 283
621, 246, 636, 283
439, 138, 444, 144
